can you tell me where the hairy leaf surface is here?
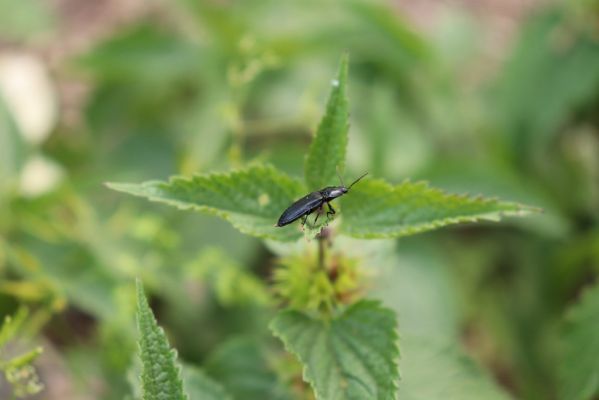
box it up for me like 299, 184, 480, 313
108, 165, 305, 241
270, 300, 399, 400
340, 178, 537, 238
136, 280, 187, 400
304, 55, 349, 190
558, 283, 599, 400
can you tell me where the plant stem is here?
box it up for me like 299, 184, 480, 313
317, 227, 330, 271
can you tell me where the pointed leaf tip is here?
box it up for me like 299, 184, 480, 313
136, 279, 187, 400
340, 178, 540, 238
304, 55, 350, 190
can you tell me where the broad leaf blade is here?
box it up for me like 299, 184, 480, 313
340, 178, 537, 238
399, 335, 511, 400
108, 164, 305, 241
270, 300, 399, 400
558, 283, 599, 400
304, 55, 349, 190
136, 280, 187, 400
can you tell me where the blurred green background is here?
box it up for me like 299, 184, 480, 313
1, 0, 598, 399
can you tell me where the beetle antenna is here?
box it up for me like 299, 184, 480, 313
336, 166, 345, 187
348, 172, 369, 190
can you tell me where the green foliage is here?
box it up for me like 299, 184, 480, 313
181, 364, 233, 400
340, 178, 537, 238
398, 336, 511, 400
186, 247, 272, 307
558, 283, 599, 400
109, 58, 534, 243
304, 54, 349, 190
0, 0, 54, 41
136, 280, 187, 400
0, 96, 26, 197
0, 308, 44, 398
108, 164, 305, 242
2, 1, 598, 399
205, 337, 293, 400
496, 8, 599, 152
270, 300, 399, 400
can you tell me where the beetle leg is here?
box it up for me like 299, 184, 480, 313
314, 205, 324, 225
326, 202, 336, 218
301, 215, 308, 230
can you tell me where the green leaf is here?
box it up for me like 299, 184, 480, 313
558, 283, 599, 400
398, 335, 511, 400
340, 178, 538, 238
270, 300, 399, 400
0, 95, 26, 196
136, 279, 187, 400
181, 364, 233, 400
107, 164, 305, 242
304, 54, 349, 190
205, 337, 293, 400
0, 307, 28, 349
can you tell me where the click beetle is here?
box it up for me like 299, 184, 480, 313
275, 172, 368, 227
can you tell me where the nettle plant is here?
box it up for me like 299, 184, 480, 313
109, 56, 535, 400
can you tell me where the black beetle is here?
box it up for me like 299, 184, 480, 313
275, 172, 368, 227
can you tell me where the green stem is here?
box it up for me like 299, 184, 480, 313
317, 227, 329, 271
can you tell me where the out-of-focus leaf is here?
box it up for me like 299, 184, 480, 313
107, 164, 305, 241
0, 0, 54, 41
340, 178, 538, 238
205, 337, 293, 400
270, 300, 399, 400
418, 159, 571, 238
496, 9, 599, 152
398, 335, 511, 400
372, 241, 459, 340
78, 23, 202, 85
0, 95, 26, 196
186, 247, 271, 307
558, 283, 599, 400
181, 364, 233, 400
348, 0, 430, 62
0, 308, 44, 398
0, 308, 28, 348
6, 239, 120, 321
304, 55, 349, 190
136, 280, 187, 400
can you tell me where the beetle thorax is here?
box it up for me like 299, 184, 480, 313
321, 186, 347, 200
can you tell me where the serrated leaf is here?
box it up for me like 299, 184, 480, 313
558, 283, 599, 400
398, 335, 511, 400
107, 164, 305, 241
270, 300, 399, 400
304, 54, 349, 190
136, 280, 187, 400
340, 178, 537, 238
205, 337, 293, 400
181, 364, 233, 400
